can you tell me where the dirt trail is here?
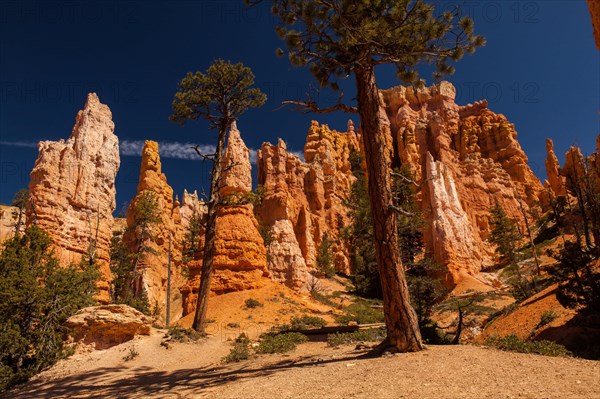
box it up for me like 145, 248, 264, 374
6, 330, 599, 399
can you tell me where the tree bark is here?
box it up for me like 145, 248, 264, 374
354, 66, 423, 352
192, 123, 228, 333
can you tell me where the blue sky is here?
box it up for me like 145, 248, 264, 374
0, 0, 598, 211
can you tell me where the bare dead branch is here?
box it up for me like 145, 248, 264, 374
191, 145, 216, 161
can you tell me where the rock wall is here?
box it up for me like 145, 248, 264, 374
545, 139, 566, 196
26, 93, 120, 303
0, 205, 24, 244
180, 123, 268, 316
381, 82, 543, 284
124, 141, 185, 321
256, 121, 359, 290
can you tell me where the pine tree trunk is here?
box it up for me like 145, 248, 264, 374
354, 66, 423, 352
192, 123, 228, 333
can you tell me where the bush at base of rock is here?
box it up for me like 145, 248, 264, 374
257, 332, 308, 354
484, 334, 571, 357
0, 226, 99, 391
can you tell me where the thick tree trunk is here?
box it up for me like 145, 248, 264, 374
192, 124, 228, 333
354, 66, 423, 352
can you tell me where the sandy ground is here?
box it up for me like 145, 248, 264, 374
6, 329, 599, 399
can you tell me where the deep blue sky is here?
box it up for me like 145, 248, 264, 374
1, 0, 598, 212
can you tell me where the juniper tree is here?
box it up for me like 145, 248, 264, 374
488, 204, 521, 266
0, 226, 98, 390
10, 189, 29, 235
171, 60, 266, 332
263, 0, 484, 352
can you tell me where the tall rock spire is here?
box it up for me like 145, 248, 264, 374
27, 93, 120, 303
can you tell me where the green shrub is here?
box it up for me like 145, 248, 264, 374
335, 299, 384, 325
316, 235, 335, 277
539, 310, 558, 327
284, 315, 326, 331
244, 298, 262, 309
257, 332, 308, 354
311, 291, 336, 307
0, 226, 99, 391
327, 328, 386, 347
485, 334, 571, 357
165, 326, 203, 342
223, 333, 252, 363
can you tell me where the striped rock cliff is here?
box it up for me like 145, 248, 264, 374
381, 82, 543, 286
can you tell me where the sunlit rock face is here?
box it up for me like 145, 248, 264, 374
180, 124, 268, 316
27, 93, 120, 303
380, 82, 543, 285
255, 121, 359, 290
123, 140, 185, 321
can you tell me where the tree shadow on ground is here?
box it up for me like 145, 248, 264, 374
6, 350, 369, 399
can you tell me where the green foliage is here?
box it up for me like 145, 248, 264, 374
108, 229, 151, 315
257, 332, 308, 354
258, 221, 274, 247
344, 151, 379, 298
171, 59, 267, 128
280, 315, 326, 331
407, 259, 449, 326
484, 334, 571, 357
223, 333, 252, 363
165, 326, 203, 343
10, 188, 29, 209
336, 299, 385, 325
222, 185, 267, 207
316, 234, 335, 277
244, 298, 263, 309
10, 188, 29, 234
0, 226, 99, 390
539, 310, 558, 327
548, 240, 600, 314
344, 155, 446, 325
327, 328, 386, 347
224, 341, 250, 363
488, 204, 522, 266
270, 0, 485, 89
182, 208, 203, 265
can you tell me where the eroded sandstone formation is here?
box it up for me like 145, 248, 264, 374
65, 304, 152, 350
180, 124, 268, 315
381, 82, 543, 284
124, 140, 185, 321
545, 139, 566, 196
256, 121, 359, 289
26, 93, 120, 303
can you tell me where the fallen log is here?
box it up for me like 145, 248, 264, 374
275, 323, 386, 336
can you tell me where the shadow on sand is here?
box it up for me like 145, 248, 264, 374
6, 351, 369, 399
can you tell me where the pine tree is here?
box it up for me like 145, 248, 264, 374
488, 204, 522, 266
345, 153, 446, 329
0, 226, 98, 390
171, 60, 266, 333
264, 0, 485, 353
10, 189, 29, 235
316, 234, 335, 277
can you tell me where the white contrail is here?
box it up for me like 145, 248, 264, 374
0, 141, 38, 148
0, 139, 304, 164
120, 140, 215, 161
